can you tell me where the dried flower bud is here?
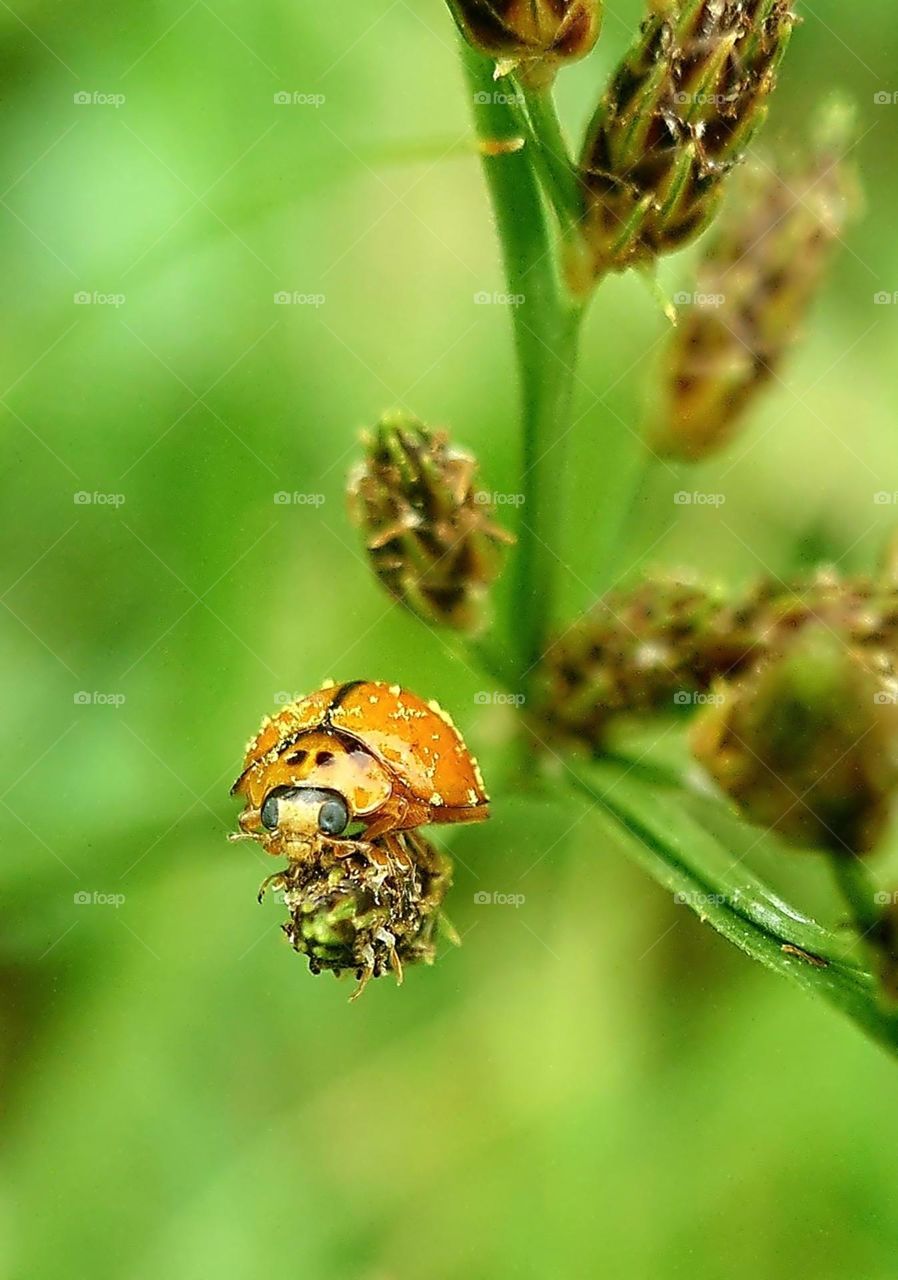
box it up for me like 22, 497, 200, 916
533, 566, 898, 750
534, 576, 748, 745
446, 0, 601, 86
690, 627, 898, 854
347, 411, 514, 634
266, 831, 453, 997
578, 0, 796, 283
652, 110, 857, 460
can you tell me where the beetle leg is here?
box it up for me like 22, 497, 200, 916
378, 831, 414, 874
257, 870, 288, 904
376, 927, 403, 985
359, 811, 398, 840
350, 947, 376, 1001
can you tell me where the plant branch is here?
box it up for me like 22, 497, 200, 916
516, 83, 583, 236
462, 42, 584, 692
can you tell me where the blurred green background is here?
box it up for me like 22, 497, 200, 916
3, 1, 898, 1276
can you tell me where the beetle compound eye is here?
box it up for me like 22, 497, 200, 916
318, 795, 349, 835
260, 791, 283, 830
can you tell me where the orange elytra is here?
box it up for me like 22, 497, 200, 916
231, 679, 489, 859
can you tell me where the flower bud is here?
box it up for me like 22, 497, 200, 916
446, 0, 601, 85
533, 567, 898, 750
690, 627, 898, 854
579, 0, 796, 282
535, 576, 748, 745
277, 831, 452, 995
651, 108, 857, 460
347, 411, 514, 634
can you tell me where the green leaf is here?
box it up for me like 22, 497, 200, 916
566, 757, 898, 1060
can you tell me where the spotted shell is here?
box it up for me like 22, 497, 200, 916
232, 679, 489, 819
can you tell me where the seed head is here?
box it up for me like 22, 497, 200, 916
578, 0, 797, 283
690, 626, 898, 854
533, 565, 898, 750
348, 411, 514, 634
534, 575, 748, 744
652, 107, 857, 460
270, 831, 454, 997
446, 0, 601, 86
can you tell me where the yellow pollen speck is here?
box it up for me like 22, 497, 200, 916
389, 684, 401, 696
430, 792, 444, 806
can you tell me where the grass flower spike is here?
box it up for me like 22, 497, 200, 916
652, 108, 857, 460
446, 0, 602, 85
578, 0, 797, 283
690, 626, 898, 854
535, 567, 898, 751
348, 411, 514, 634
536, 576, 744, 742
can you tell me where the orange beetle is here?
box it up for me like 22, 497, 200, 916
231, 679, 489, 860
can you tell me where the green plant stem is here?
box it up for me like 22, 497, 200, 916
462, 42, 584, 694
831, 856, 881, 936
517, 83, 583, 235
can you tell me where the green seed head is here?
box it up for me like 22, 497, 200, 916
534, 566, 898, 751
278, 832, 453, 990
579, 0, 797, 282
690, 626, 898, 854
446, 0, 602, 85
534, 575, 746, 744
347, 411, 514, 634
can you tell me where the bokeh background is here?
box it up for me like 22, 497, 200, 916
3, 1, 898, 1276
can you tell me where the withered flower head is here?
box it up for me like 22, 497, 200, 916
579, 0, 797, 282
652, 104, 858, 461
690, 626, 898, 855
266, 831, 454, 998
534, 576, 746, 745
348, 411, 514, 634
446, 0, 601, 86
